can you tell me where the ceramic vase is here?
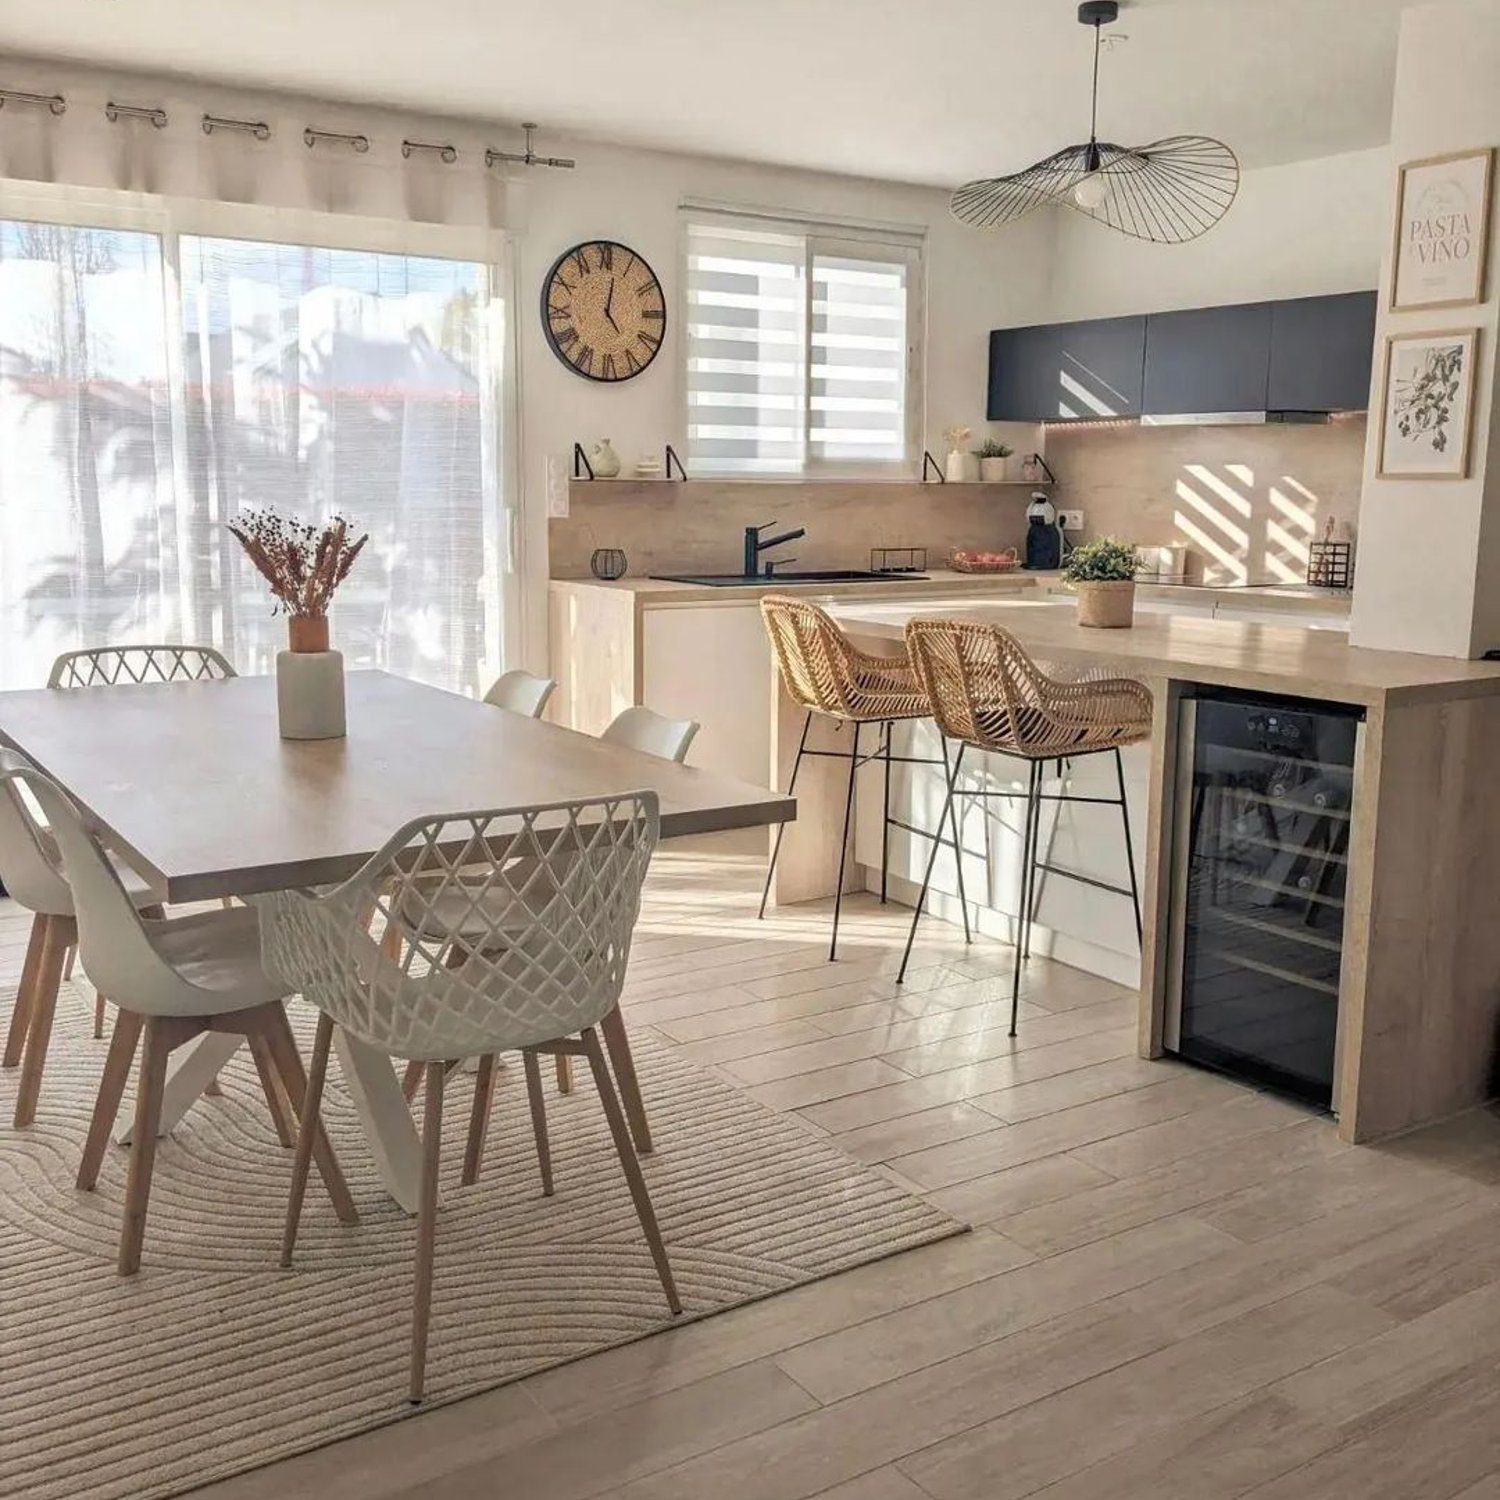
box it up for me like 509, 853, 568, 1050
277, 615, 346, 739
945, 450, 978, 483
979, 457, 1010, 482
590, 438, 622, 478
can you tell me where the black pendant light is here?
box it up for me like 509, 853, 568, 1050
951, 1, 1239, 244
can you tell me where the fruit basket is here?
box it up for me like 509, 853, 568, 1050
949, 548, 1020, 574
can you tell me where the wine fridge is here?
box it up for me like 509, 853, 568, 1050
1164, 690, 1363, 1110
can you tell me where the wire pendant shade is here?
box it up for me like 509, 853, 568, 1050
951, 2, 1239, 244
951, 134, 1239, 243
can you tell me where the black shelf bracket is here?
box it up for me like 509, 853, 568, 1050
572, 442, 595, 480
922, 450, 946, 483
665, 444, 688, 481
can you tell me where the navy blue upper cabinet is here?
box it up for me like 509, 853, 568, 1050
988, 316, 1145, 421
1267, 291, 1377, 412
1142, 302, 1272, 415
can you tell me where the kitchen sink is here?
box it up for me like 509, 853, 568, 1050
650, 570, 928, 587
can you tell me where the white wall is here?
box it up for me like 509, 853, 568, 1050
1036, 145, 1390, 322
511, 140, 1054, 663
1348, 0, 1500, 658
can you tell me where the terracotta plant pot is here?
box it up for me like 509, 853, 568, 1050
287, 614, 330, 653
1075, 579, 1136, 628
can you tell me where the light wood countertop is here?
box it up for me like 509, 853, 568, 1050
826, 598, 1500, 707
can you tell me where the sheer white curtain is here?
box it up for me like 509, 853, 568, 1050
0, 207, 511, 694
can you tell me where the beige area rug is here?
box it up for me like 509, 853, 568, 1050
0, 975, 963, 1500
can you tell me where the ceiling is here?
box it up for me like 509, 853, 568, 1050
0, 0, 1409, 185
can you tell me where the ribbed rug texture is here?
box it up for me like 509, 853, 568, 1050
0, 975, 962, 1500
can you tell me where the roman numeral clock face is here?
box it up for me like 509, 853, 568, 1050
542, 240, 666, 381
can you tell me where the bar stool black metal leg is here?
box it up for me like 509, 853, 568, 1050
938, 734, 972, 945
1022, 760, 1045, 963
829, 721, 863, 962
898, 743, 965, 984
880, 720, 893, 905
1115, 747, 1142, 945
1011, 760, 1042, 1035
759, 709, 813, 920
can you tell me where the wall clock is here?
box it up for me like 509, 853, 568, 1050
541, 239, 666, 382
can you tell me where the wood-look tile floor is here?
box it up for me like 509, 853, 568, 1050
31, 853, 1498, 1500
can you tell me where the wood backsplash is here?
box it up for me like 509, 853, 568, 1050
1047, 416, 1366, 586
548, 480, 1030, 578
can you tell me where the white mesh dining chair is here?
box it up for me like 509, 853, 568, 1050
258, 791, 679, 1403
7, 764, 357, 1274
482, 669, 558, 719
601, 705, 699, 764
0, 750, 163, 1127
47, 644, 237, 689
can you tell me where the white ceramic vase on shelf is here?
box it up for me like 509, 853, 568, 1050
945, 450, 978, 483
277, 615, 346, 740
590, 438, 622, 478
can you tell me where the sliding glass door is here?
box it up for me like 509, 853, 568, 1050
0, 209, 512, 695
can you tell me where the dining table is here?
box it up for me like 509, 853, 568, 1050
0, 668, 795, 1210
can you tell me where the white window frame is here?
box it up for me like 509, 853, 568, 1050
680, 202, 925, 481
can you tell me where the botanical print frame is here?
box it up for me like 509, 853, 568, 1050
1376, 328, 1479, 480
1390, 148, 1493, 311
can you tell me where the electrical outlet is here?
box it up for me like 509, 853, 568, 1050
1059, 509, 1084, 532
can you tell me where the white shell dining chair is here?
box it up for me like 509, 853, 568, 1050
259, 791, 679, 1403
601, 705, 700, 764
8, 764, 357, 1274
483, 669, 557, 719
47, 643, 237, 689
0, 750, 163, 1128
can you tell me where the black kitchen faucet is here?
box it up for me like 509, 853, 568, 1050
744, 522, 806, 577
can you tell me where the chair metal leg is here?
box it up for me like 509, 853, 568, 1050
880, 720, 893, 904
1021, 760, 1045, 964
1012, 761, 1043, 1037
898, 743, 965, 984
280, 1011, 335, 1267
1115, 747, 1143, 946
938, 735, 972, 945
582, 1027, 680, 1316
829, 721, 863, 962
410, 1060, 445, 1404
521, 1050, 554, 1196
759, 710, 812, 920
460, 1053, 497, 1186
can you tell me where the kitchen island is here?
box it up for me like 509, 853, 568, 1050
805, 597, 1500, 1143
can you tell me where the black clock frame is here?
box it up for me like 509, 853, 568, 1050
540, 239, 667, 383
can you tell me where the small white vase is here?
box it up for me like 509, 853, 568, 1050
979, 457, 1010, 482
945, 450, 978, 483
276, 649, 347, 739
590, 438, 622, 479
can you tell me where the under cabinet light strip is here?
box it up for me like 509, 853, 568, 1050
0, 88, 66, 115
202, 113, 270, 141
105, 101, 168, 128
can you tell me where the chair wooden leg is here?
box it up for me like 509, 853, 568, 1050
262, 1008, 359, 1227
281, 1012, 335, 1268
93, 991, 106, 1040
460, 1053, 496, 1187
3, 913, 47, 1071
581, 1027, 680, 1316
78, 1008, 144, 1191
599, 1003, 652, 1155
401, 1058, 424, 1103
119, 1016, 173, 1275
521, 1050, 553, 1196
63, 942, 77, 982
411, 1060, 445, 1405
248, 1033, 296, 1147
555, 1053, 574, 1094
14, 914, 71, 1127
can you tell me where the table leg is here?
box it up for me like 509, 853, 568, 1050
114, 1032, 242, 1145
332, 1027, 425, 1215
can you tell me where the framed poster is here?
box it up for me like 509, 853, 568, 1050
1391, 148, 1493, 311
1376, 328, 1479, 480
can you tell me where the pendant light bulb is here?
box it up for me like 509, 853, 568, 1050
1072, 169, 1111, 209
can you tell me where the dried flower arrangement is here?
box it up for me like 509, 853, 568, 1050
228, 508, 369, 652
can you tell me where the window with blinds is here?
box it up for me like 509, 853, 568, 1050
684, 212, 921, 477
0, 214, 510, 696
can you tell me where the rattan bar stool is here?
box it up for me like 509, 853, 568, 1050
759, 596, 970, 962
898, 618, 1153, 1030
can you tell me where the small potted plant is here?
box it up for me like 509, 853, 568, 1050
1062, 535, 1139, 628
975, 439, 1014, 482
229, 508, 368, 739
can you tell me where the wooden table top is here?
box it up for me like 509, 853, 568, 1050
829, 598, 1500, 708
0, 670, 794, 901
